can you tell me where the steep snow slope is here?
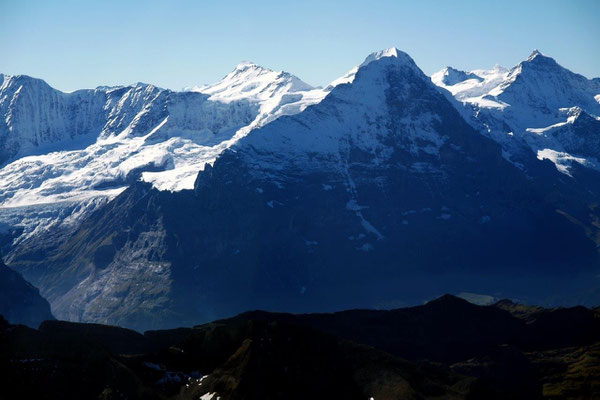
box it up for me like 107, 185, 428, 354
0, 88, 255, 206
234, 48, 445, 171
0, 74, 107, 163
432, 51, 600, 174
191, 61, 325, 127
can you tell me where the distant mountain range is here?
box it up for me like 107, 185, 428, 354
0, 48, 599, 331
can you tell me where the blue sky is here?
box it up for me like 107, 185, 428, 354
1, 0, 599, 92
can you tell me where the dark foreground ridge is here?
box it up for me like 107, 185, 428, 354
0, 250, 54, 327
1, 294, 599, 400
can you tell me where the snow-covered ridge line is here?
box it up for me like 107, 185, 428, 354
0, 57, 334, 243
0, 59, 327, 199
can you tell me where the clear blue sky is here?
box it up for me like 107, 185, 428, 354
1, 0, 599, 92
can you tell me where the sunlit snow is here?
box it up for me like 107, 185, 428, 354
431, 50, 600, 175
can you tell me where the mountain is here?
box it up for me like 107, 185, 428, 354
430, 64, 509, 104
1, 295, 599, 399
432, 50, 600, 176
0, 64, 323, 252
0, 250, 53, 327
0, 73, 106, 164
7, 48, 600, 331
431, 66, 484, 86
524, 107, 600, 174
190, 61, 326, 127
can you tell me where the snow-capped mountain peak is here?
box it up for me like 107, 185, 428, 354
527, 49, 543, 61
235, 60, 258, 69
328, 47, 420, 89
431, 50, 600, 176
431, 67, 484, 86
186, 61, 327, 134
359, 48, 422, 76
232, 46, 454, 173
496, 50, 600, 119
193, 62, 315, 103
433, 49, 600, 119
359, 47, 416, 68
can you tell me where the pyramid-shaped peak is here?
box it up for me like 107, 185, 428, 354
377, 47, 402, 58
528, 49, 542, 60
426, 294, 472, 306
524, 49, 556, 65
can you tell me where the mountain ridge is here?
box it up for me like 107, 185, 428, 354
1, 294, 599, 399
2, 48, 600, 331
7, 48, 600, 331
0, 250, 54, 327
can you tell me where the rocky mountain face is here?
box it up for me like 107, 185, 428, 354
0, 250, 53, 327
1, 295, 598, 399
7, 49, 600, 331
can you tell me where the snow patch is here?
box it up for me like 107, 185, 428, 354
536, 148, 591, 176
